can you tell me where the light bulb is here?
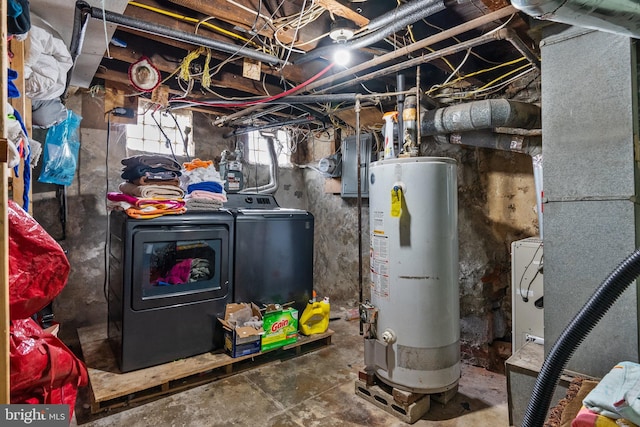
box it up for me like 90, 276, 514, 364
333, 48, 351, 66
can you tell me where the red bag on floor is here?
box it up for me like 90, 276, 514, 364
10, 318, 88, 418
8, 199, 70, 319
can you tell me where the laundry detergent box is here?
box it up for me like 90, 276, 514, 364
261, 306, 299, 352
218, 303, 264, 358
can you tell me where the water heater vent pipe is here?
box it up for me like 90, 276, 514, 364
512, 0, 640, 39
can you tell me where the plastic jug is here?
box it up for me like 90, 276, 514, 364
300, 296, 330, 336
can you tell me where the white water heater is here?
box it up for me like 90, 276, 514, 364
366, 157, 459, 394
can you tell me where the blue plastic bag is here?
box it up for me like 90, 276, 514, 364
38, 110, 82, 186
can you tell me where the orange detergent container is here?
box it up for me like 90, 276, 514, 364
299, 293, 330, 336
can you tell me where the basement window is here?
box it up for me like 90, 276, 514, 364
246, 130, 291, 166
127, 100, 195, 157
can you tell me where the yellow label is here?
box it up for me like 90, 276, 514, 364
391, 188, 402, 217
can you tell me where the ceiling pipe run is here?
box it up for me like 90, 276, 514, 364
296, 0, 447, 64
64, 1, 92, 99
421, 99, 541, 136
512, 0, 640, 39
214, 6, 520, 126
223, 116, 317, 138
81, 1, 284, 66
316, 28, 539, 95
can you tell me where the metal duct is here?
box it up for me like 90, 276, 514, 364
70, 1, 91, 64
296, 0, 446, 64
512, 0, 640, 38
239, 135, 279, 194
421, 99, 541, 136
367, 0, 445, 32
444, 130, 541, 157
65, 1, 92, 99
87, 4, 284, 65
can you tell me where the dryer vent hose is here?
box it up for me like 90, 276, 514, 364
523, 248, 640, 427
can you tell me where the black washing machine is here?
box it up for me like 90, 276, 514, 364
226, 194, 314, 314
108, 210, 234, 372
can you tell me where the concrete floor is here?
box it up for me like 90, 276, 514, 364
71, 313, 510, 426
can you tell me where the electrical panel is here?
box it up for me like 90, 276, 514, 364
511, 237, 544, 351
341, 133, 374, 198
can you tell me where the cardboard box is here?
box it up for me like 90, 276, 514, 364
261, 306, 299, 352
218, 303, 263, 358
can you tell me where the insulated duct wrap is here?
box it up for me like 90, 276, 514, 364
447, 130, 541, 157
421, 99, 541, 136
512, 0, 640, 38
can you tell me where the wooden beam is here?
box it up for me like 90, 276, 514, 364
96, 70, 234, 116
316, 0, 369, 27
104, 81, 139, 125
114, 28, 323, 88
125, 0, 234, 45
165, 0, 319, 50
9, 38, 32, 213
106, 45, 283, 96
1, 0, 10, 406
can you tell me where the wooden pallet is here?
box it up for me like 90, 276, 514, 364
77, 324, 333, 414
354, 371, 458, 424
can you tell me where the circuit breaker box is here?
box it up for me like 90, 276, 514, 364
341, 133, 374, 198
511, 237, 544, 351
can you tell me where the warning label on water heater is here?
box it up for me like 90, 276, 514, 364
372, 210, 385, 235
370, 234, 389, 299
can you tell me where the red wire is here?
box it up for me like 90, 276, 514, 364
169, 62, 335, 109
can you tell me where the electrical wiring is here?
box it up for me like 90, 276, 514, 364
471, 67, 537, 97
127, 1, 260, 49
289, 30, 331, 48
421, 18, 505, 66
280, 0, 310, 64
101, 0, 112, 59
426, 56, 528, 95
517, 242, 543, 302
225, 0, 275, 31
168, 110, 192, 162
150, 110, 179, 163
416, 14, 525, 100
272, 1, 326, 53
474, 63, 534, 92
185, 0, 291, 95
440, 48, 472, 87
406, 23, 456, 72
168, 62, 335, 109
261, 73, 272, 96
439, 66, 536, 100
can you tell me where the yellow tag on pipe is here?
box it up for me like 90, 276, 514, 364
391, 187, 402, 217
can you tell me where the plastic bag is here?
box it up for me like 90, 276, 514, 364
38, 109, 82, 186
10, 317, 88, 419
8, 199, 70, 320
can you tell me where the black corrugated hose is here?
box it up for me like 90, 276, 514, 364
522, 248, 640, 427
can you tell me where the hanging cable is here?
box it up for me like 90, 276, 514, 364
168, 110, 192, 162
101, 0, 112, 59
150, 111, 179, 163
426, 56, 527, 96
169, 62, 335, 108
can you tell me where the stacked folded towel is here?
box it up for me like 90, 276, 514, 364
107, 154, 186, 219
181, 158, 227, 211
